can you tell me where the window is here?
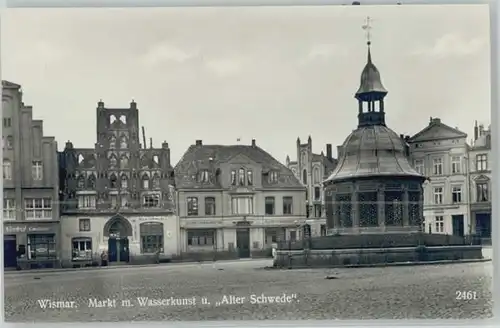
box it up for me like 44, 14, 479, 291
476, 182, 489, 202
187, 197, 199, 216
109, 135, 116, 149
109, 155, 117, 168
247, 170, 253, 186
143, 194, 160, 208
320, 224, 327, 236
205, 197, 216, 215
121, 195, 129, 208
289, 230, 297, 242
314, 204, 322, 218
3, 117, 11, 127
265, 197, 275, 215
25, 198, 52, 219
110, 195, 118, 208
3, 160, 12, 180
120, 155, 129, 169
314, 187, 321, 200
476, 154, 488, 171
238, 168, 245, 185
142, 174, 150, 189
27, 234, 56, 260
269, 171, 279, 183
313, 167, 320, 184
152, 174, 160, 189
32, 161, 43, 180
302, 169, 307, 184
432, 158, 443, 175
110, 174, 118, 188
6, 136, 13, 148
231, 196, 254, 215
283, 196, 293, 214
77, 176, 86, 189
451, 186, 462, 203
435, 216, 444, 233
3, 198, 16, 219
121, 175, 128, 188
140, 222, 164, 254
2, 137, 4, 149
414, 159, 424, 175
119, 135, 128, 149
199, 170, 209, 183
230, 170, 236, 185
187, 229, 215, 246
88, 175, 97, 189
72, 238, 92, 260
433, 187, 443, 205
265, 228, 278, 244
78, 195, 96, 209
451, 156, 461, 174
79, 218, 91, 231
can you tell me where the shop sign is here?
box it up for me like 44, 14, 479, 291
138, 217, 165, 221
4, 225, 53, 234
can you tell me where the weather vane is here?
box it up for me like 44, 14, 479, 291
362, 16, 372, 46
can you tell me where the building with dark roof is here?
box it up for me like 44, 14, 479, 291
286, 136, 337, 236
2, 81, 61, 270
408, 118, 470, 237
174, 139, 306, 258
324, 40, 426, 234
58, 100, 177, 267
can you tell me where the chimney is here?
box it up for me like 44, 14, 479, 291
326, 144, 332, 160
196, 140, 202, 146
149, 138, 153, 149
130, 100, 137, 109
97, 100, 104, 108
65, 141, 74, 150
400, 134, 404, 140
162, 141, 169, 149
404, 135, 410, 142
479, 124, 485, 136
251, 139, 256, 147
474, 121, 479, 141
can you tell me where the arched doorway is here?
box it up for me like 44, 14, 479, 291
104, 215, 132, 263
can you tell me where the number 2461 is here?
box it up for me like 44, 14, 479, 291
456, 291, 478, 300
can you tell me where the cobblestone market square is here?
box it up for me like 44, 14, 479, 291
4, 257, 493, 321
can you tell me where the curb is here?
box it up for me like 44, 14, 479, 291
273, 258, 491, 270
4, 258, 272, 275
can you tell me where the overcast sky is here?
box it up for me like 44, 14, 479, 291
1, 5, 491, 164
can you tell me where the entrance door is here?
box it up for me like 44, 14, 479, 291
119, 238, 129, 263
108, 237, 130, 263
236, 228, 250, 258
3, 235, 17, 268
452, 215, 465, 237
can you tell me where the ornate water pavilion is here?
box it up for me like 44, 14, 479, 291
323, 25, 426, 234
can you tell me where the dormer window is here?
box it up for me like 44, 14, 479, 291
200, 170, 209, 183
269, 171, 279, 183
238, 168, 245, 186
230, 170, 237, 185
247, 170, 253, 186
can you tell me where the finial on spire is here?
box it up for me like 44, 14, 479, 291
362, 16, 372, 47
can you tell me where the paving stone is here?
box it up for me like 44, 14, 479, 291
4, 259, 492, 321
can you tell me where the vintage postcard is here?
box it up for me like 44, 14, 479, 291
1, 4, 492, 322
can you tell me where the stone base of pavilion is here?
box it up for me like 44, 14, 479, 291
273, 232, 484, 269
330, 225, 420, 235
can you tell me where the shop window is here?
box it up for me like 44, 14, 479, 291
27, 234, 56, 260
140, 222, 164, 254
72, 238, 92, 260
187, 229, 215, 246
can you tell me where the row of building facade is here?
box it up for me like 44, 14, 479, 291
2, 76, 492, 268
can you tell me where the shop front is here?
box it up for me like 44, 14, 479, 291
4, 222, 61, 270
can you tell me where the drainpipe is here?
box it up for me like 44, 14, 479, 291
465, 152, 472, 238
